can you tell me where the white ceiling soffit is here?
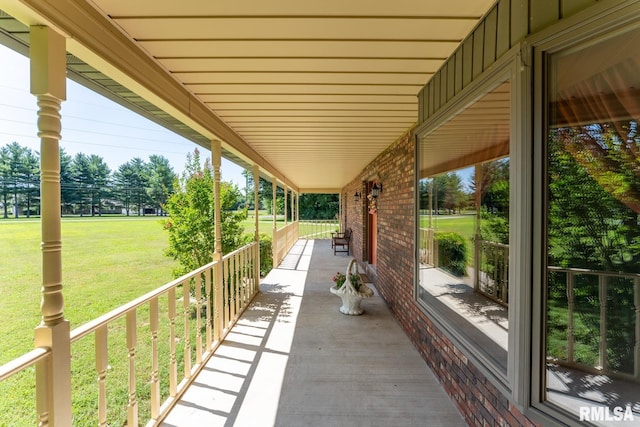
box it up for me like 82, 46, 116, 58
19, 0, 497, 191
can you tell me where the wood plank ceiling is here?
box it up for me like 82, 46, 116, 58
31, 0, 499, 191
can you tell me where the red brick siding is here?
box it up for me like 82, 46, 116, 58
344, 130, 538, 427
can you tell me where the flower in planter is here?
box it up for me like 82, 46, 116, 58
332, 271, 363, 291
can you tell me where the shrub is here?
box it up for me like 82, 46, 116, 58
258, 233, 273, 276
163, 149, 246, 277
241, 232, 273, 277
436, 232, 468, 276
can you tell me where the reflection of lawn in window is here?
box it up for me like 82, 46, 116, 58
419, 214, 476, 264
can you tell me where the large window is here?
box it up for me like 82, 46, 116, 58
543, 24, 640, 423
416, 78, 512, 381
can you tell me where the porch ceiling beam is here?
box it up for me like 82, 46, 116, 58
0, 0, 299, 192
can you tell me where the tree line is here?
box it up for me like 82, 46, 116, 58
0, 142, 176, 218
241, 169, 338, 220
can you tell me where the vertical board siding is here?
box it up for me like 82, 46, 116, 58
433, 72, 441, 111
562, 0, 597, 17
484, 8, 498, 69
472, 23, 485, 79
418, 0, 600, 126
496, 0, 511, 57
447, 59, 456, 102
530, 0, 560, 33
454, 49, 463, 95
462, 37, 474, 88
511, 0, 529, 44
417, 89, 424, 123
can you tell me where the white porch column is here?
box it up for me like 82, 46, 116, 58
211, 140, 223, 341
253, 165, 260, 287
296, 192, 300, 222
30, 25, 72, 426
272, 179, 277, 231
290, 190, 295, 222
338, 192, 342, 229
211, 140, 222, 257
474, 164, 482, 292
272, 179, 277, 265
284, 185, 288, 225
253, 165, 260, 242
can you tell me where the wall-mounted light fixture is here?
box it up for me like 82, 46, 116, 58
371, 182, 383, 198
354, 191, 361, 202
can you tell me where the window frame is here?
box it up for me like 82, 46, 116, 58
529, 2, 640, 425
413, 45, 528, 402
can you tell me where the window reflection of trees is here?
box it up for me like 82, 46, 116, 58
547, 120, 639, 378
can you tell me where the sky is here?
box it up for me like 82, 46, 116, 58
0, 44, 247, 189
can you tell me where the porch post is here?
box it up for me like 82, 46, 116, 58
30, 25, 72, 426
253, 165, 260, 242
474, 164, 482, 292
338, 192, 342, 230
211, 140, 223, 341
296, 191, 299, 222
272, 179, 277, 265
253, 165, 260, 290
284, 185, 288, 225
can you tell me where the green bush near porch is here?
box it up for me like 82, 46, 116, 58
435, 232, 468, 276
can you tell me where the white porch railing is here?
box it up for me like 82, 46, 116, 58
0, 241, 259, 426
477, 240, 509, 306
547, 266, 640, 382
418, 227, 436, 266
298, 219, 339, 240
273, 221, 299, 266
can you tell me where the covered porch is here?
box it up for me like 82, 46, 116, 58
161, 239, 463, 426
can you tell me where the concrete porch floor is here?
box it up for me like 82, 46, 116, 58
160, 239, 464, 427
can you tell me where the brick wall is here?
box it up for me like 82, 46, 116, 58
344, 130, 538, 427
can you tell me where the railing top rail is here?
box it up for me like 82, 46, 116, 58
548, 265, 640, 279
71, 240, 261, 342
0, 347, 49, 382
70, 260, 217, 342
222, 241, 257, 259
480, 240, 509, 249
276, 221, 298, 233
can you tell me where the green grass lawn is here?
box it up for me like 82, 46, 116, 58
419, 214, 476, 242
0, 217, 176, 363
0, 216, 178, 426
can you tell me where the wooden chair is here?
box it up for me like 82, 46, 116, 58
332, 228, 352, 255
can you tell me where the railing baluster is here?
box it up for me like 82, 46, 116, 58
502, 246, 508, 305
126, 310, 138, 427
214, 261, 223, 342
240, 248, 246, 307
223, 258, 229, 329
567, 272, 575, 364
149, 298, 160, 420
182, 281, 191, 378
95, 325, 108, 427
599, 275, 608, 370
205, 269, 212, 350
230, 253, 236, 319
168, 288, 177, 397
194, 274, 202, 364
235, 251, 241, 317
